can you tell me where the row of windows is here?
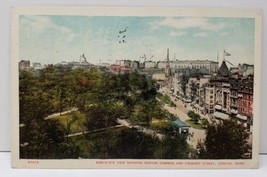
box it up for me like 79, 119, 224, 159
239, 100, 252, 107
242, 94, 253, 100
239, 108, 252, 115
172, 64, 212, 69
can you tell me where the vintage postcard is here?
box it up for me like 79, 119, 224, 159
11, 6, 262, 169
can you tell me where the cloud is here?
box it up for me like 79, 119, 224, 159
19, 16, 83, 64
170, 31, 186, 36
155, 17, 224, 32
193, 32, 208, 37
219, 32, 229, 36
20, 16, 78, 46
20, 16, 72, 34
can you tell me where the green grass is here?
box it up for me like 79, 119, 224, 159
185, 119, 206, 130
54, 111, 87, 133
157, 93, 176, 107
150, 121, 172, 133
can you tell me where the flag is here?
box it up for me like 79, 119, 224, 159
224, 50, 231, 56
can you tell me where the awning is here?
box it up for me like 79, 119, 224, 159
185, 99, 191, 103
236, 114, 248, 121
213, 111, 229, 120
214, 105, 222, 110
231, 109, 238, 114
172, 120, 190, 128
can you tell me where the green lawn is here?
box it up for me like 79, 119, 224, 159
157, 93, 176, 107
150, 120, 173, 133
54, 111, 87, 133
185, 119, 206, 130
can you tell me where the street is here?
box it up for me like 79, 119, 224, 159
159, 86, 206, 149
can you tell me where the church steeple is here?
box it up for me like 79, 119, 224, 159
217, 60, 230, 77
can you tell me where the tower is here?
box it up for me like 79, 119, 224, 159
165, 48, 171, 77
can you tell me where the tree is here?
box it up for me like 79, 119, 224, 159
197, 120, 250, 159
85, 128, 156, 159
187, 111, 200, 123
201, 118, 209, 128
84, 102, 127, 130
20, 119, 80, 159
154, 134, 190, 159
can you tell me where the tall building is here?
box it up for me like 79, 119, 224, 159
206, 61, 231, 117
237, 76, 253, 127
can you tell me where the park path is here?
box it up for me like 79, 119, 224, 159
65, 125, 123, 138
117, 118, 165, 140
44, 107, 78, 120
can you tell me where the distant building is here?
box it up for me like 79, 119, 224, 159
32, 62, 42, 70
130, 60, 140, 70
67, 54, 94, 69
152, 73, 166, 81
144, 61, 157, 69
56, 61, 70, 67
19, 60, 30, 71
115, 60, 131, 67
97, 63, 110, 68
110, 64, 131, 74
171, 60, 219, 75
238, 63, 254, 77
157, 61, 168, 70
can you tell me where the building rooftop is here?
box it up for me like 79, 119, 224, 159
217, 61, 230, 77
172, 119, 190, 127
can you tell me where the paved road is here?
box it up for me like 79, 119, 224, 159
159, 86, 206, 149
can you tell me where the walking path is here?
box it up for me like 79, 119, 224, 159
44, 108, 78, 120
117, 118, 165, 140
65, 124, 123, 138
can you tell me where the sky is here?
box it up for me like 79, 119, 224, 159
19, 15, 255, 66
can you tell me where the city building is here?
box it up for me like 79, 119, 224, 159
144, 61, 157, 69
195, 76, 210, 114
206, 61, 231, 118
32, 62, 43, 70
238, 63, 254, 77
130, 60, 140, 70
157, 61, 168, 70
171, 60, 219, 75
237, 76, 253, 127
19, 60, 30, 71
115, 59, 131, 67
110, 64, 131, 74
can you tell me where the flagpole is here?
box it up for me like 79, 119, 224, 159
223, 49, 225, 62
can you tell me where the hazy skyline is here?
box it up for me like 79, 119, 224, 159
19, 15, 255, 66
